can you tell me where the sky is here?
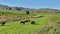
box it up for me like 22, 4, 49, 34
0, 0, 60, 9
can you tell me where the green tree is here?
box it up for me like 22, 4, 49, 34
26, 11, 29, 15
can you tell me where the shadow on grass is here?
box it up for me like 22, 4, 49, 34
35, 23, 39, 25
20, 23, 39, 25
0, 25, 11, 26
31, 23, 39, 25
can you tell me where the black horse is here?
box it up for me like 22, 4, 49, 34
20, 21, 25, 24
24, 19, 30, 22
31, 21, 35, 24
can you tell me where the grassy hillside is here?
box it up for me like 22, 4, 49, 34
36, 13, 60, 34
0, 9, 60, 34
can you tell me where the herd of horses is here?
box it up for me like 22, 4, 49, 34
0, 19, 36, 26
20, 19, 35, 24
0, 15, 43, 26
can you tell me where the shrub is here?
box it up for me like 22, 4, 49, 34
0, 21, 6, 26
26, 11, 29, 15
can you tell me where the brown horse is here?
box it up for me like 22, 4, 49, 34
31, 21, 35, 24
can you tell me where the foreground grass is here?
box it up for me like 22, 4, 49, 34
0, 10, 50, 34
0, 15, 48, 34
37, 13, 60, 34
0, 9, 60, 34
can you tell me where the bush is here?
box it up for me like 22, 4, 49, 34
26, 11, 29, 15
0, 21, 6, 26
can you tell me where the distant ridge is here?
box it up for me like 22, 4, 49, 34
0, 4, 60, 12
0, 4, 10, 8
0, 4, 29, 10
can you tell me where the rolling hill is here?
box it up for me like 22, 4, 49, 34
0, 4, 60, 12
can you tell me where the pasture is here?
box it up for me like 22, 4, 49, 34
0, 9, 60, 34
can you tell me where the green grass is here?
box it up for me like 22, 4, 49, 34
0, 9, 60, 34
50, 13, 60, 22
0, 16, 48, 34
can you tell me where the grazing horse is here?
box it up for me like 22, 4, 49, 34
24, 19, 30, 22
31, 21, 35, 24
20, 19, 30, 24
20, 21, 25, 24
